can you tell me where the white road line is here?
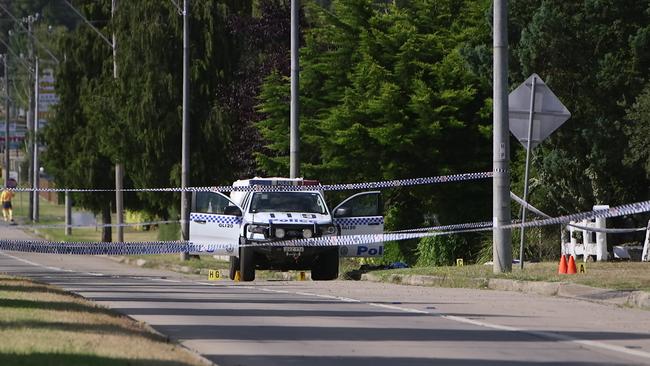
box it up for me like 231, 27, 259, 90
153, 278, 182, 283
4, 251, 649, 362
250, 284, 650, 362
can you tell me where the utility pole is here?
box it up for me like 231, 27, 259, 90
180, 0, 190, 259
33, 57, 39, 221
289, 0, 299, 178
3, 53, 9, 187
493, 0, 512, 273
26, 15, 36, 222
113, 0, 124, 243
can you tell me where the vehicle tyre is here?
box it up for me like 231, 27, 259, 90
240, 244, 256, 282
229, 255, 240, 280
311, 247, 339, 281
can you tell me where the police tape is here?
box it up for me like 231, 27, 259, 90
8, 220, 179, 230
239, 227, 493, 249
0, 224, 493, 256
6, 171, 493, 193
0, 240, 197, 256
510, 192, 647, 233
3, 198, 650, 256
390, 221, 493, 233
502, 199, 650, 230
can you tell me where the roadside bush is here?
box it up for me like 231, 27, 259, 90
416, 234, 467, 267
158, 222, 180, 241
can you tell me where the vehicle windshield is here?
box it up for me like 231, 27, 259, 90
249, 192, 327, 214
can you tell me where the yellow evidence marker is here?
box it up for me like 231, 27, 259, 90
208, 269, 221, 280
456, 258, 464, 267
578, 263, 586, 274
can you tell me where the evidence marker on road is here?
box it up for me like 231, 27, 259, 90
208, 269, 221, 280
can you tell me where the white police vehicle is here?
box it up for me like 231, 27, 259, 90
189, 177, 384, 281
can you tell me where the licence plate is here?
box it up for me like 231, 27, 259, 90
283, 247, 304, 253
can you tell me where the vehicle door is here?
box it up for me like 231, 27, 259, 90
332, 191, 384, 257
189, 191, 242, 256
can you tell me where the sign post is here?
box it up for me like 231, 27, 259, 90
509, 74, 570, 268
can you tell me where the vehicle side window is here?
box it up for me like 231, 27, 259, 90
337, 193, 380, 217
194, 192, 232, 214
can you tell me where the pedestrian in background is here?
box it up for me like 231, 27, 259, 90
1, 187, 15, 223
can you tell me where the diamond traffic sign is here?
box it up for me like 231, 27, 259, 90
509, 74, 571, 149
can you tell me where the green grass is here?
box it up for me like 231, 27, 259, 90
130, 254, 230, 272
366, 262, 650, 291
11, 192, 163, 243
0, 276, 206, 366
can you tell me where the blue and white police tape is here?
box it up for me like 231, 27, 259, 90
390, 221, 493, 233
0, 240, 230, 256
502, 199, 650, 230
0, 224, 493, 256
6, 171, 493, 193
4, 196, 650, 256
239, 226, 494, 249
510, 192, 647, 234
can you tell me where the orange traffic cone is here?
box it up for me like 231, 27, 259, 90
567, 255, 577, 274
558, 255, 568, 274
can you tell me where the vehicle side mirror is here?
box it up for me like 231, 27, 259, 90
334, 207, 350, 218
223, 205, 242, 217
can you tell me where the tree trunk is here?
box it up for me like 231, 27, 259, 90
102, 204, 112, 242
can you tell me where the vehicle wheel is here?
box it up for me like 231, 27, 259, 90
240, 245, 256, 281
229, 255, 240, 280
311, 247, 339, 281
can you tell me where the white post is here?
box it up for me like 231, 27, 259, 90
65, 190, 72, 236
593, 205, 609, 261
642, 220, 649, 262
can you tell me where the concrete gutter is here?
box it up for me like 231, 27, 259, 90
361, 273, 650, 310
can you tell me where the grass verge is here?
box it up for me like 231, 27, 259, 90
362, 262, 650, 291
0, 275, 207, 366
11, 192, 164, 243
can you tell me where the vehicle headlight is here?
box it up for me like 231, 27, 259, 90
275, 228, 286, 239
302, 228, 313, 239
324, 225, 336, 235
248, 224, 268, 234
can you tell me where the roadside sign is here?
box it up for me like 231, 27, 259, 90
208, 269, 221, 280
578, 263, 586, 274
508, 74, 571, 149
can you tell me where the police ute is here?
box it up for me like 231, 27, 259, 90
189, 177, 384, 281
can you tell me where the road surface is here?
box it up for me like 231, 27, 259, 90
1, 226, 650, 365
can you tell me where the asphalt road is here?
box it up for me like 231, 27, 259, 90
2, 226, 650, 365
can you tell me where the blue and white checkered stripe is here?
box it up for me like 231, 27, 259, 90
7, 171, 493, 192
190, 213, 243, 225
334, 217, 384, 226
0, 240, 235, 256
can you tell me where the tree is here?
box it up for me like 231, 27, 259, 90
257, 0, 493, 263
510, 0, 650, 215
43, 1, 116, 241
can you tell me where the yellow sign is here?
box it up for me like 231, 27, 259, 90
578, 263, 586, 274
456, 258, 464, 267
208, 269, 221, 280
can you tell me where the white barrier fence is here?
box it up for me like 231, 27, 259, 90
562, 205, 609, 262
641, 221, 650, 262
